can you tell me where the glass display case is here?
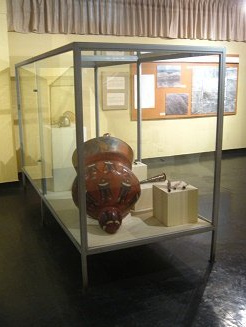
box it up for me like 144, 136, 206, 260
16, 42, 226, 288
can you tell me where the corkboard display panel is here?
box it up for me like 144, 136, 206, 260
131, 61, 238, 121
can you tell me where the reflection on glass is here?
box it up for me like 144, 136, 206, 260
31, 52, 81, 246
19, 64, 42, 191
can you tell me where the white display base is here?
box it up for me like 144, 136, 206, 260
153, 182, 198, 226
50, 124, 77, 169
132, 181, 167, 213
45, 191, 209, 254
132, 161, 147, 181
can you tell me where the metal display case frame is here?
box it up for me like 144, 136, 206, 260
16, 42, 226, 289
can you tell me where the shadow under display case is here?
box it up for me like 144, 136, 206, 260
16, 42, 226, 288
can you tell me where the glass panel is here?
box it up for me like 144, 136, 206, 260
34, 51, 81, 246
141, 54, 220, 222
18, 63, 42, 191
81, 49, 138, 153
79, 48, 217, 250
17, 45, 221, 254
98, 63, 137, 156
80, 50, 140, 241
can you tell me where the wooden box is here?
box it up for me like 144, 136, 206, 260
153, 182, 198, 226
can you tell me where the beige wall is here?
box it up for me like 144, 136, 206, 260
0, 0, 17, 182
8, 32, 246, 159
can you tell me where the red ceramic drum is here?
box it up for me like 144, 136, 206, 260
72, 134, 141, 234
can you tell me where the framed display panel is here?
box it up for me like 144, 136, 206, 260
131, 59, 238, 120
15, 43, 226, 289
102, 72, 129, 110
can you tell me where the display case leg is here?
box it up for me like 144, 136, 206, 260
209, 230, 217, 263
21, 171, 27, 190
81, 253, 89, 290
40, 199, 45, 227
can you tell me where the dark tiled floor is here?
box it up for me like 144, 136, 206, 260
0, 152, 245, 327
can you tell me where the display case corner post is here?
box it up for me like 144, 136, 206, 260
94, 66, 100, 137
35, 65, 48, 197
210, 50, 226, 263
15, 65, 27, 189
81, 253, 89, 289
40, 198, 46, 226
73, 45, 89, 289
136, 58, 142, 162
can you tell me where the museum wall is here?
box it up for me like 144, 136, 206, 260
8, 32, 246, 160
0, 0, 17, 182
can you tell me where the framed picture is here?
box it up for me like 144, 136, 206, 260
191, 66, 218, 114
166, 93, 188, 115
157, 65, 182, 88
224, 67, 238, 113
102, 72, 129, 110
191, 65, 238, 115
